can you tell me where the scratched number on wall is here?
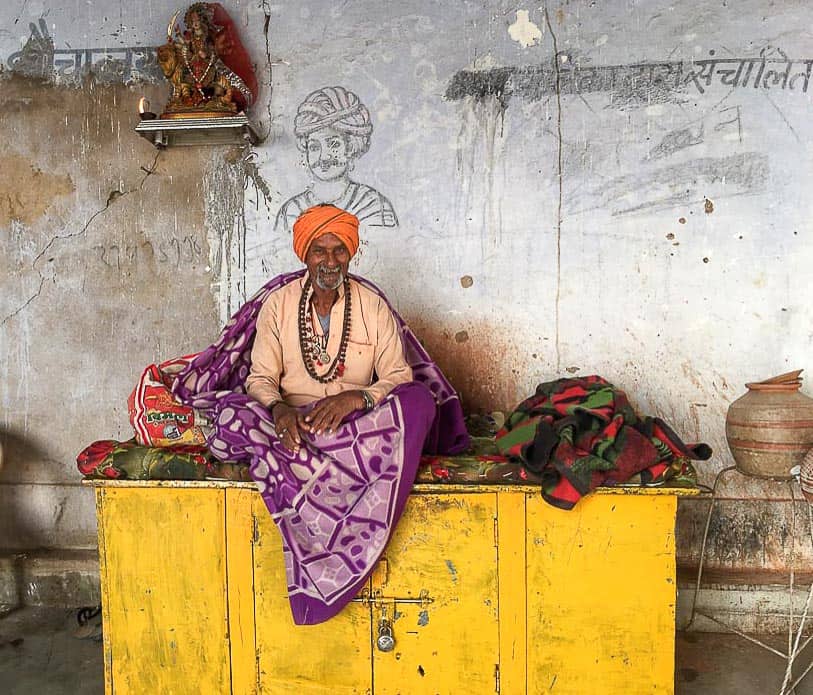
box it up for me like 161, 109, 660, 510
93, 236, 203, 271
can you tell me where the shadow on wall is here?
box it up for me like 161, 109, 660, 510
0, 430, 30, 609
0, 428, 50, 484
0, 428, 73, 608
0, 428, 53, 545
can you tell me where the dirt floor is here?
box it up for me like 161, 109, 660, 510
676, 630, 813, 695
1, 607, 103, 695
2, 606, 813, 694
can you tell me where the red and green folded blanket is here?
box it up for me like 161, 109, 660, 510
493, 375, 711, 509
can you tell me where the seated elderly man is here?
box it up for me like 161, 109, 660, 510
172, 204, 467, 625
247, 205, 412, 453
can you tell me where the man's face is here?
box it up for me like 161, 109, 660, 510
306, 127, 350, 182
305, 233, 351, 291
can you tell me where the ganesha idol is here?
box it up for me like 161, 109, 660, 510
157, 2, 257, 118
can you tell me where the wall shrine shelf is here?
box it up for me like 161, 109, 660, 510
135, 114, 260, 148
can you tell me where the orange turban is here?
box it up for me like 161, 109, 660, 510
292, 205, 360, 262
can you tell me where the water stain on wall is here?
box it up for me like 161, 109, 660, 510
0, 154, 74, 227
406, 315, 524, 413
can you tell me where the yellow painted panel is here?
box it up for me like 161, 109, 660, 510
95, 490, 114, 695
252, 495, 373, 694
526, 494, 677, 694
497, 491, 527, 695
97, 487, 231, 694
226, 488, 258, 694
373, 494, 500, 695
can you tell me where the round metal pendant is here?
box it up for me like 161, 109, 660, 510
318, 351, 331, 364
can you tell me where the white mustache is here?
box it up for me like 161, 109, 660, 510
315, 265, 344, 290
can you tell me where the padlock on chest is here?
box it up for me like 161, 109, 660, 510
349, 587, 435, 653
376, 604, 395, 652
377, 617, 395, 652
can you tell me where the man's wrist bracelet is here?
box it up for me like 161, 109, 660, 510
361, 391, 375, 411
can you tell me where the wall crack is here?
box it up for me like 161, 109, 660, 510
544, 7, 564, 373
1, 152, 163, 326
260, 1, 276, 137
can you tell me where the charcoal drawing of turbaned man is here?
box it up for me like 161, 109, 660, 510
274, 86, 398, 235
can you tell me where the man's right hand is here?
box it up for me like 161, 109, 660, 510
271, 402, 308, 454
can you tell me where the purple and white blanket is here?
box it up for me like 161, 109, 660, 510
171, 271, 469, 624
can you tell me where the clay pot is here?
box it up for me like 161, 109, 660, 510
726, 382, 813, 479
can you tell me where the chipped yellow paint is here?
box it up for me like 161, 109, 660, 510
413, 483, 701, 496
95, 486, 231, 694
225, 488, 257, 694
497, 490, 527, 694
95, 490, 114, 695
93, 482, 684, 693
85, 479, 256, 489
373, 494, 500, 694
526, 493, 678, 694
252, 494, 373, 694
85, 479, 699, 496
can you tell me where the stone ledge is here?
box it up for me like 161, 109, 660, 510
678, 566, 813, 586
0, 549, 99, 608
676, 582, 813, 635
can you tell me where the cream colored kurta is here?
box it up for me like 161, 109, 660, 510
246, 275, 413, 408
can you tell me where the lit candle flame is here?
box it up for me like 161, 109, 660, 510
138, 97, 149, 114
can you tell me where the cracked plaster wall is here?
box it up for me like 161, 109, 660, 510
2, 1, 813, 577
0, 74, 225, 549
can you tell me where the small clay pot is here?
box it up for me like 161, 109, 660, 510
726, 381, 813, 480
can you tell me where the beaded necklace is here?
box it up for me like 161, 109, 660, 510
182, 43, 216, 98
298, 276, 351, 382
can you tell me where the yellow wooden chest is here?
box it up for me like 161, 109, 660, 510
91, 481, 696, 694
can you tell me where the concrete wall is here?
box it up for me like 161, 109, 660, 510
0, 72, 227, 548
1, 0, 812, 582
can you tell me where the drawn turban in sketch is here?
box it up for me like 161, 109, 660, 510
274, 86, 398, 234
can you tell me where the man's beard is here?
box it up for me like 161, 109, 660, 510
315, 265, 344, 290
